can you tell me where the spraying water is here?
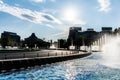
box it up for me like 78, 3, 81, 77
101, 35, 120, 68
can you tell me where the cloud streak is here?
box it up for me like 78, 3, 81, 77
0, 0, 62, 24
30, 0, 45, 3
98, 0, 111, 12
45, 24, 54, 29
30, 0, 57, 3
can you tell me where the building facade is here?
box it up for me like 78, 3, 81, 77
1, 31, 20, 47
67, 27, 112, 50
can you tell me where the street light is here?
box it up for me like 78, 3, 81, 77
35, 44, 37, 50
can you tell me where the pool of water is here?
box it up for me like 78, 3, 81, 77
0, 52, 120, 80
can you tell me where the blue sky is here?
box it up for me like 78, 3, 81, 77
0, 0, 120, 41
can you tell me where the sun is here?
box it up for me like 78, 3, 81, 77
61, 5, 79, 22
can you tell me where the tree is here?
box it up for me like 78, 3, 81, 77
114, 28, 120, 36
58, 39, 68, 49
1, 38, 8, 48
74, 36, 83, 50
8, 38, 16, 47
24, 33, 50, 49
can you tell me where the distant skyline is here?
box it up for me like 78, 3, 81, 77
0, 0, 120, 41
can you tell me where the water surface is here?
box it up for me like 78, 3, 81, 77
0, 52, 120, 80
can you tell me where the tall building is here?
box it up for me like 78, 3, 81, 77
68, 27, 82, 45
1, 31, 20, 46
101, 27, 112, 34
67, 27, 98, 49
99, 27, 113, 46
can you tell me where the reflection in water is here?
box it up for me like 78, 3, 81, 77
65, 61, 77, 80
102, 36, 120, 69
0, 53, 120, 80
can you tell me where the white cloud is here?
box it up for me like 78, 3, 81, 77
98, 0, 111, 12
30, 0, 45, 3
45, 24, 54, 29
52, 30, 68, 37
0, 0, 3, 4
0, 0, 62, 24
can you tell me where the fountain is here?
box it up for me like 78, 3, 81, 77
101, 34, 120, 68
69, 40, 75, 50
50, 43, 57, 49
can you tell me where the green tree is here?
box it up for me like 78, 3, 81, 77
74, 36, 84, 49
1, 38, 8, 48
8, 38, 16, 47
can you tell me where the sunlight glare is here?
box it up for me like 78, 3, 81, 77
61, 5, 79, 22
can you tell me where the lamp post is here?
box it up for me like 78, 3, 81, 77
25, 44, 27, 49
35, 44, 37, 50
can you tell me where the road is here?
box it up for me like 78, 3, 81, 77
0, 50, 81, 60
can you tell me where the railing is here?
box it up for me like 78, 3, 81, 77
0, 51, 80, 60
0, 50, 91, 73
